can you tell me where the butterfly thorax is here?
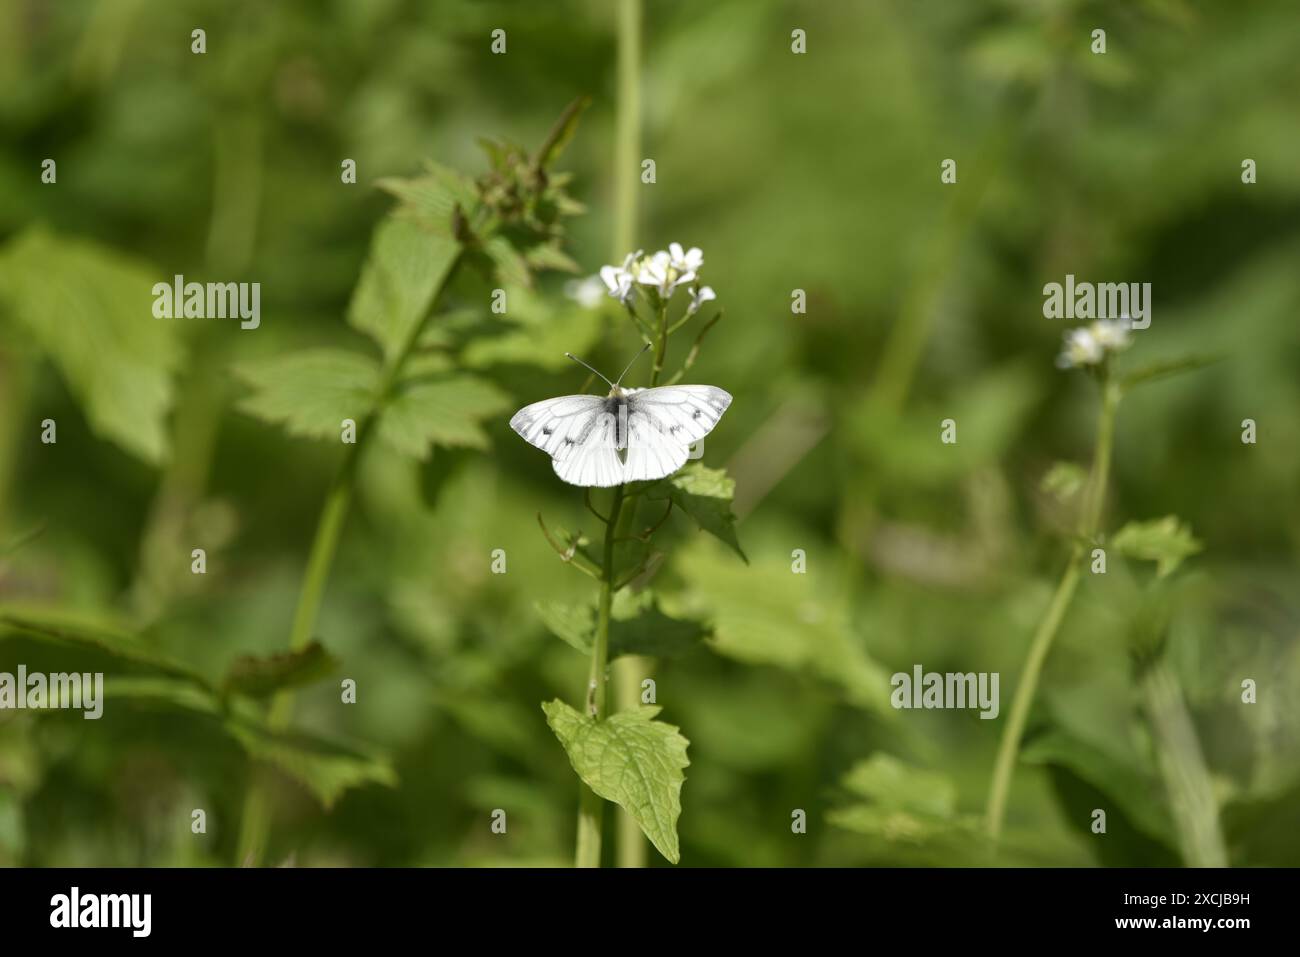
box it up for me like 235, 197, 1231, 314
604, 390, 630, 449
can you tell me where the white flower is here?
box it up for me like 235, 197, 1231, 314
1090, 316, 1132, 352
667, 242, 704, 275
686, 285, 716, 317
1058, 315, 1135, 369
1056, 327, 1104, 369
601, 244, 709, 302
565, 274, 607, 309
599, 249, 641, 305
635, 252, 674, 294
637, 248, 696, 297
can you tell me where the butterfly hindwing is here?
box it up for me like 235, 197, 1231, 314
551, 409, 625, 487
623, 409, 691, 482
621, 385, 732, 483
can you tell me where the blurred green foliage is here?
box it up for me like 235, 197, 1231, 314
1, 0, 1298, 867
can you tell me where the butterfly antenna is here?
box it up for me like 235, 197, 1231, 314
614, 341, 653, 387
564, 353, 615, 389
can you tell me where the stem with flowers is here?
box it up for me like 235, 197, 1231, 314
985, 316, 1225, 858
538, 243, 723, 867
986, 371, 1119, 842
985, 320, 1128, 843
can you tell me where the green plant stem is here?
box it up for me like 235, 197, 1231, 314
1081, 378, 1120, 536
612, 484, 649, 867
609, 6, 654, 861
985, 553, 1081, 844
612, 0, 640, 259
235, 255, 463, 866
575, 485, 625, 867
986, 374, 1120, 843
130, 335, 224, 624
234, 408, 363, 866
1140, 658, 1228, 867
650, 302, 668, 386
610, 0, 648, 869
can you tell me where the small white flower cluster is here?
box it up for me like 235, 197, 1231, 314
598, 243, 716, 316
1056, 317, 1133, 369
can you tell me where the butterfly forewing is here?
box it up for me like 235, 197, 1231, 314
509, 395, 607, 458
625, 385, 732, 444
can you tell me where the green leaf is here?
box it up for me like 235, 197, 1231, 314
841, 754, 957, 818
542, 700, 689, 863
476, 235, 532, 288
535, 590, 710, 659
460, 288, 602, 372
1111, 516, 1202, 577
674, 538, 894, 713
377, 373, 511, 458
1120, 353, 1222, 390
0, 605, 205, 682
377, 162, 478, 234
1021, 726, 1175, 847
533, 600, 592, 655
226, 717, 397, 810
105, 676, 223, 717
0, 227, 182, 464
533, 96, 591, 170
1041, 461, 1087, 501
238, 350, 507, 460
234, 349, 380, 440
827, 754, 991, 862
826, 803, 986, 851
611, 590, 711, 658
347, 214, 460, 361
648, 463, 746, 562
523, 243, 581, 274
221, 642, 340, 699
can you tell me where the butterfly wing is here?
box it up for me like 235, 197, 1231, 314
623, 385, 732, 482
509, 394, 607, 457
623, 410, 690, 482
509, 394, 626, 488
551, 409, 625, 487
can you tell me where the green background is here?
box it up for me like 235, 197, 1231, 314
0, 0, 1297, 866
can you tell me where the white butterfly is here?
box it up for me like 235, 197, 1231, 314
510, 347, 732, 487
